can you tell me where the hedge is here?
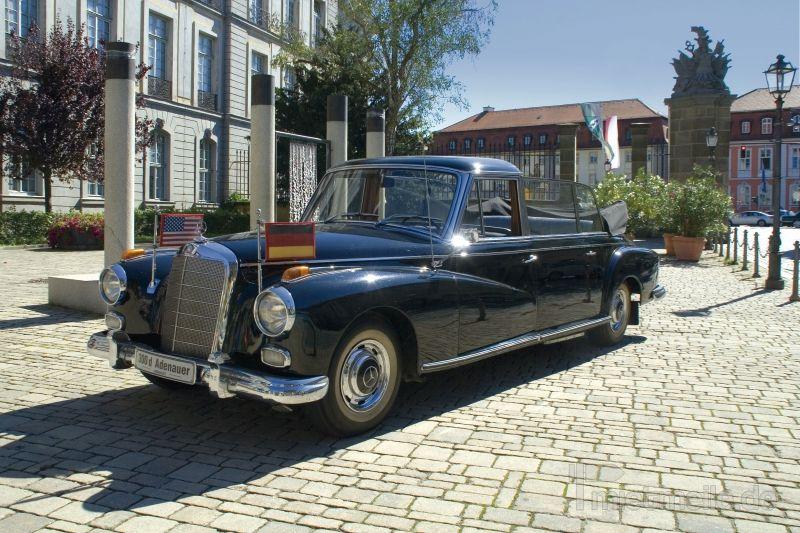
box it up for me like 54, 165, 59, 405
0, 209, 56, 245
135, 204, 251, 241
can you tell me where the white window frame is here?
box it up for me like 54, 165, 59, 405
761, 117, 773, 135
198, 34, 214, 94
463, 138, 471, 151
759, 146, 772, 177
539, 134, 547, 145
476, 138, 485, 150
790, 146, 800, 176
251, 51, 267, 75
790, 182, 800, 207
736, 183, 751, 208
5, 0, 37, 38
87, 179, 104, 197
198, 138, 214, 203
738, 148, 751, 176
6, 164, 37, 195
148, 14, 169, 80
741, 120, 751, 134
507, 136, 515, 147
285, 0, 297, 27
87, 0, 111, 50
523, 134, 532, 147
148, 133, 168, 201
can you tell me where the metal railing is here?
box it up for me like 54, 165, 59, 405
249, 6, 280, 32
197, 90, 217, 111
195, 0, 222, 10
426, 142, 560, 180
148, 77, 171, 99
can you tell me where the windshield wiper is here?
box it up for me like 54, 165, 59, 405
376, 214, 443, 229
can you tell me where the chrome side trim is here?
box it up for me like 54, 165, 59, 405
420, 316, 611, 373
86, 331, 327, 405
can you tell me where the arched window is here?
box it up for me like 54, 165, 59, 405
198, 138, 215, 203
791, 182, 800, 208
737, 183, 751, 209
148, 132, 168, 200
761, 117, 773, 135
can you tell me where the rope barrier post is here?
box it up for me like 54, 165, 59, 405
790, 240, 800, 303
753, 232, 761, 278
741, 229, 748, 271
732, 227, 739, 264
725, 229, 731, 262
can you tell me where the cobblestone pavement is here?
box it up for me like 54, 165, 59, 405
1, 247, 800, 533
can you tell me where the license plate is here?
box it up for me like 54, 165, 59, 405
134, 349, 196, 385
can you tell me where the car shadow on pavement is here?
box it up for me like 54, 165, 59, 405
0, 305, 98, 330
0, 334, 645, 512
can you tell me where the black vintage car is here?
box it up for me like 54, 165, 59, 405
88, 156, 665, 435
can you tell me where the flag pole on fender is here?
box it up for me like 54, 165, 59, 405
147, 207, 160, 295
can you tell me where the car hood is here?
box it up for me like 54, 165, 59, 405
212, 223, 445, 264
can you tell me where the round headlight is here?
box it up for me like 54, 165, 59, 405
99, 265, 127, 305
253, 287, 295, 336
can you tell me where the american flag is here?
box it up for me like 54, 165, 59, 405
159, 214, 204, 246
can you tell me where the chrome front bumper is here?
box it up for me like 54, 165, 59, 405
650, 284, 667, 300
87, 331, 328, 405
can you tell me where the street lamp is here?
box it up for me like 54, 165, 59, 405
705, 127, 718, 166
763, 54, 797, 290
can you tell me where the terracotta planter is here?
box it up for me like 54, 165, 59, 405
663, 233, 675, 256
672, 235, 705, 262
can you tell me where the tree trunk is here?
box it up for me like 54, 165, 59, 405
43, 169, 52, 213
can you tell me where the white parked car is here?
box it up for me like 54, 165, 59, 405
729, 211, 773, 227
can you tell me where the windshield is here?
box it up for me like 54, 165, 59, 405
303, 168, 459, 236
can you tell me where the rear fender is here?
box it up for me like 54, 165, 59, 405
604, 246, 659, 310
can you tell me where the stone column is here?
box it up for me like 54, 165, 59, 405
630, 122, 651, 177
664, 93, 735, 182
103, 42, 136, 267
366, 108, 385, 158
249, 74, 276, 227
558, 124, 579, 181
327, 95, 348, 165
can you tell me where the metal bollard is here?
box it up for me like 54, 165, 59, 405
791, 241, 800, 303
753, 233, 761, 278
725, 230, 731, 262
732, 227, 739, 264
741, 230, 748, 270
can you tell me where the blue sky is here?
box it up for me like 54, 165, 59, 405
437, 0, 800, 128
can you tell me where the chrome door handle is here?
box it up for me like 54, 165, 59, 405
585, 251, 597, 257
523, 254, 539, 264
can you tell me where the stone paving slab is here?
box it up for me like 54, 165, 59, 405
0, 247, 799, 532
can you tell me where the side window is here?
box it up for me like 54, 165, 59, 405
462, 178, 521, 238
522, 179, 578, 235
575, 183, 604, 232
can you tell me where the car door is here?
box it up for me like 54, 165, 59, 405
521, 180, 603, 330
451, 176, 538, 354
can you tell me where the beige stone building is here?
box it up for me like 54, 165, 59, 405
0, 0, 337, 212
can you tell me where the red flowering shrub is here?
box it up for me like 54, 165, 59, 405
47, 212, 104, 249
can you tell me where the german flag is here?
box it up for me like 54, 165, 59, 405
265, 222, 316, 261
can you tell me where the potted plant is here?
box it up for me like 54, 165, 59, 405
672, 167, 732, 262
659, 181, 681, 256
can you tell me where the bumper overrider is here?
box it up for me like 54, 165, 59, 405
87, 331, 328, 405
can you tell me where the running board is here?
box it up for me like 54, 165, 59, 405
420, 316, 611, 373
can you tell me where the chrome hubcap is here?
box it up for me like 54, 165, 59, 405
340, 339, 389, 413
610, 289, 627, 332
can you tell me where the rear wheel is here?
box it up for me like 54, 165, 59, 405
757, 219, 767, 226
588, 283, 631, 346
140, 371, 194, 390
307, 320, 401, 436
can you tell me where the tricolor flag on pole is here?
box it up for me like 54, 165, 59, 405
159, 213, 204, 246
265, 222, 316, 261
581, 103, 618, 169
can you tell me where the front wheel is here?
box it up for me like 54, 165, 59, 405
588, 283, 631, 346
307, 320, 401, 436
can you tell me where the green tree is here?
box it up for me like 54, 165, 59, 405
277, 0, 497, 155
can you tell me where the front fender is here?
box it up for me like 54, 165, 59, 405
604, 246, 660, 307
272, 266, 460, 376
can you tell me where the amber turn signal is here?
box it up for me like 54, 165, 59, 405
281, 265, 310, 282
121, 248, 146, 260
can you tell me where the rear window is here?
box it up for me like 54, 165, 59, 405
521, 180, 577, 235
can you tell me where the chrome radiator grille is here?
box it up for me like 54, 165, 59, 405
160, 254, 227, 358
